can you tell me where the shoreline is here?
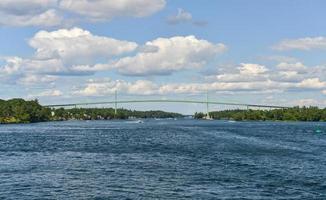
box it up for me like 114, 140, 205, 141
1, 118, 326, 125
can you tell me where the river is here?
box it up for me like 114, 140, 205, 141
0, 120, 325, 199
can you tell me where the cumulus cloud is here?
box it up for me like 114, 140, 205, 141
20, 75, 57, 86
207, 63, 269, 83
113, 35, 227, 76
29, 27, 138, 64
276, 62, 307, 73
29, 89, 63, 98
238, 63, 268, 75
210, 61, 326, 84
204, 62, 326, 95
10, 74, 57, 87
166, 79, 326, 94
0, 57, 22, 75
73, 75, 326, 97
0, 56, 83, 79
272, 71, 303, 82
59, 0, 166, 21
73, 79, 158, 96
70, 60, 326, 105
292, 99, 326, 107
0, 0, 62, 27
0, 0, 166, 27
297, 78, 326, 89
274, 37, 326, 51
1, 28, 227, 87
0, 28, 139, 84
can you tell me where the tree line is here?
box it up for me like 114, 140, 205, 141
0, 98, 183, 124
0, 99, 51, 123
195, 107, 326, 121
52, 108, 183, 121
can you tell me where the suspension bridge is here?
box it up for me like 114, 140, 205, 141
44, 91, 291, 118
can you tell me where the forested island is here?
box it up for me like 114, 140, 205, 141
195, 107, 326, 121
0, 99, 182, 124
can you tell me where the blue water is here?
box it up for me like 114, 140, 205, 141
0, 120, 325, 199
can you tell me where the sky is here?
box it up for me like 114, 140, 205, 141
0, 0, 326, 114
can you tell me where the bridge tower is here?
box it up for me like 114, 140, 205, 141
206, 90, 211, 119
114, 90, 118, 117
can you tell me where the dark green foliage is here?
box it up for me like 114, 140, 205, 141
52, 108, 183, 121
194, 112, 205, 119
194, 106, 326, 122
0, 99, 51, 124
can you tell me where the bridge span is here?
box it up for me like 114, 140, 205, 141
44, 99, 291, 119
45, 99, 290, 109
44, 91, 291, 118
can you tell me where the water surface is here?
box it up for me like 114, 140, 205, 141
0, 120, 325, 199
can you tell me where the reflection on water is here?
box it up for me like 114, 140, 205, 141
0, 120, 325, 199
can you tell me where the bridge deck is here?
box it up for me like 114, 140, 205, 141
44, 99, 290, 109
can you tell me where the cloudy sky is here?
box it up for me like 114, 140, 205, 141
0, 0, 325, 113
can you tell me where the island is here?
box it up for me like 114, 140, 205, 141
195, 107, 326, 121
0, 98, 182, 124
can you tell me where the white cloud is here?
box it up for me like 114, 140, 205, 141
29, 27, 138, 64
73, 76, 326, 97
1, 29, 227, 87
60, 0, 166, 21
292, 99, 326, 107
205, 62, 326, 93
113, 35, 227, 76
0, 0, 166, 27
208, 63, 269, 83
238, 63, 268, 75
322, 90, 326, 95
0, 27, 139, 84
274, 37, 326, 51
164, 78, 326, 94
0, 0, 56, 13
0, 56, 66, 76
276, 62, 307, 73
70, 59, 326, 97
29, 89, 63, 98
0, 0, 62, 27
167, 8, 192, 24
0, 57, 22, 75
74, 79, 158, 96
297, 78, 326, 89
273, 71, 303, 82
211, 61, 325, 84
17, 74, 58, 85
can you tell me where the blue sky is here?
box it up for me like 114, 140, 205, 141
0, 0, 325, 114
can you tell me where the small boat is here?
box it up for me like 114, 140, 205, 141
126, 120, 144, 124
